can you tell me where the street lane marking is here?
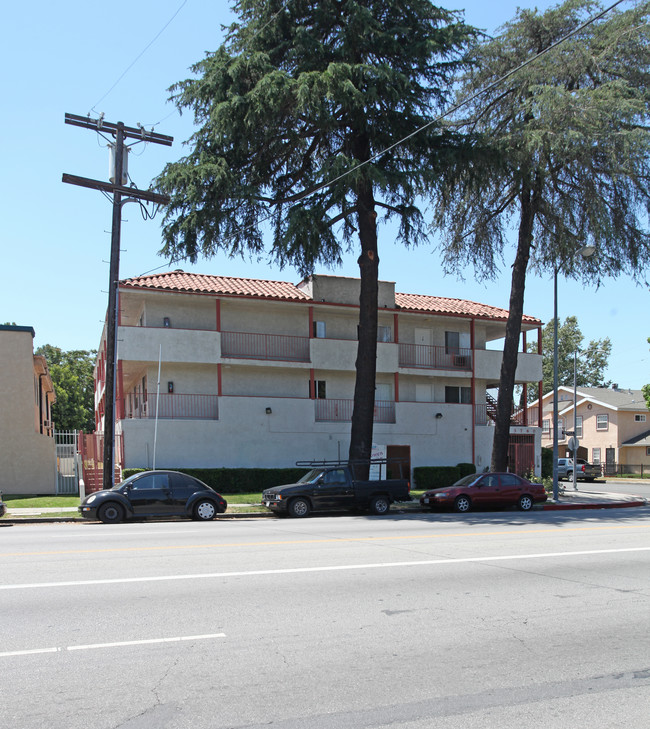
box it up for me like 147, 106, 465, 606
0, 633, 226, 659
1, 546, 649, 591
1, 523, 649, 558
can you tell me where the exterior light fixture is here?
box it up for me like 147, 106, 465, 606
265, 407, 272, 415
435, 412, 443, 419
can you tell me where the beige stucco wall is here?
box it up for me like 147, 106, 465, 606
299, 274, 396, 309
0, 329, 56, 494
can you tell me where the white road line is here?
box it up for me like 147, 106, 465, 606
0, 633, 226, 659
2, 546, 649, 591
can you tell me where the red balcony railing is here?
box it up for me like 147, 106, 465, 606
123, 393, 218, 420
398, 344, 472, 370
315, 399, 396, 423
221, 331, 310, 362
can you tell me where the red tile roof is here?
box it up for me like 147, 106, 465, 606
395, 292, 540, 323
120, 270, 540, 323
121, 270, 311, 301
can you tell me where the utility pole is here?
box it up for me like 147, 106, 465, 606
63, 113, 173, 491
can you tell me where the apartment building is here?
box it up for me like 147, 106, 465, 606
0, 325, 56, 494
535, 385, 650, 474
94, 272, 543, 475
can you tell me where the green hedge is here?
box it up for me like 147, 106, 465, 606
121, 467, 308, 494
413, 463, 476, 490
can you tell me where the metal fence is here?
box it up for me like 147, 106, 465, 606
54, 430, 81, 495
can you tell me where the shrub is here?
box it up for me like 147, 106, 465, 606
457, 462, 476, 479
120, 467, 307, 494
413, 466, 461, 490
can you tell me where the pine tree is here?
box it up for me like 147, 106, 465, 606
434, 0, 650, 470
156, 0, 476, 461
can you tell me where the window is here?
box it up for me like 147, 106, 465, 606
575, 415, 583, 439
131, 473, 169, 490
542, 419, 550, 434
313, 321, 326, 338
596, 414, 609, 431
635, 414, 647, 422
445, 331, 460, 354
311, 380, 326, 399
445, 386, 471, 404
646, 447, 650, 457
377, 325, 392, 343
592, 448, 601, 465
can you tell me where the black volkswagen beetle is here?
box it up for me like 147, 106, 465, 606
78, 470, 227, 524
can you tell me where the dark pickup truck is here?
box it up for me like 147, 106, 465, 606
262, 460, 411, 518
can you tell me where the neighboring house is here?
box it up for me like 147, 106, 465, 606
94, 272, 543, 476
532, 385, 650, 474
0, 325, 56, 494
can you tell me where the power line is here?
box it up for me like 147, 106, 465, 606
136, 0, 633, 278
88, 0, 188, 116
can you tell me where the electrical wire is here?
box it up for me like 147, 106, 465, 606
88, 0, 188, 116
143, 0, 293, 130
135, 0, 634, 278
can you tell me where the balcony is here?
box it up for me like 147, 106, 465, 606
315, 399, 396, 423
399, 344, 472, 371
123, 393, 218, 420
221, 331, 310, 362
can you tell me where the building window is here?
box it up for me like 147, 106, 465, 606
596, 414, 609, 431
377, 325, 392, 343
635, 414, 647, 422
593, 448, 601, 464
575, 415, 583, 439
445, 331, 460, 354
646, 446, 650, 457
313, 321, 326, 338
542, 419, 550, 434
445, 386, 471, 404
310, 380, 326, 399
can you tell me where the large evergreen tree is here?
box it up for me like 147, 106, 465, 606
434, 0, 650, 471
156, 0, 476, 462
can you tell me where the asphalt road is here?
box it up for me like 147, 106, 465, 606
2, 507, 649, 729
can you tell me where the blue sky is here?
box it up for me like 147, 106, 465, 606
1, 0, 648, 388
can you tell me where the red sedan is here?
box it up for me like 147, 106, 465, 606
420, 472, 547, 513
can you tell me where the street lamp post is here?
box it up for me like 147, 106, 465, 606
551, 245, 596, 502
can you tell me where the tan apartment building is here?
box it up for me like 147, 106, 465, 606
0, 325, 56, 494
535, 385, 650, 474
94, 272, 544, 476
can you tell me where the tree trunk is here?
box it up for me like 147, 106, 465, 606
349, 135, 379, 464
491, 176, 539, 472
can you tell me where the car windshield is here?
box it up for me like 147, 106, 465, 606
111, 473, 142, 491
452, 474, 481, 488
297, 469, 325, 484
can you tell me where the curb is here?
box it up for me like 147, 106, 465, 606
542, 499, 646, 511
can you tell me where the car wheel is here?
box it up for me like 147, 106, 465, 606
369, 495, 390, 515
288, 498, 310, 518
454, 495, 471, 513
193, 499, 217, 521
518, 495, 534, 511
566, 471, 573, 481
97, 502, 124, 524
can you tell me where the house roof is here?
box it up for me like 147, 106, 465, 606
121, 271, 311, 302
621, 429, 650, 447
536, 385, 649, 413
121, 270, 541, 322
574, 387, 648, 412
394, 292, 540, 323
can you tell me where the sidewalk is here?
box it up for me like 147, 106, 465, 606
542, 489, 648, 510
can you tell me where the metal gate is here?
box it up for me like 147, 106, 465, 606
54, 430, 81, 495
508, 434, 535, 476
